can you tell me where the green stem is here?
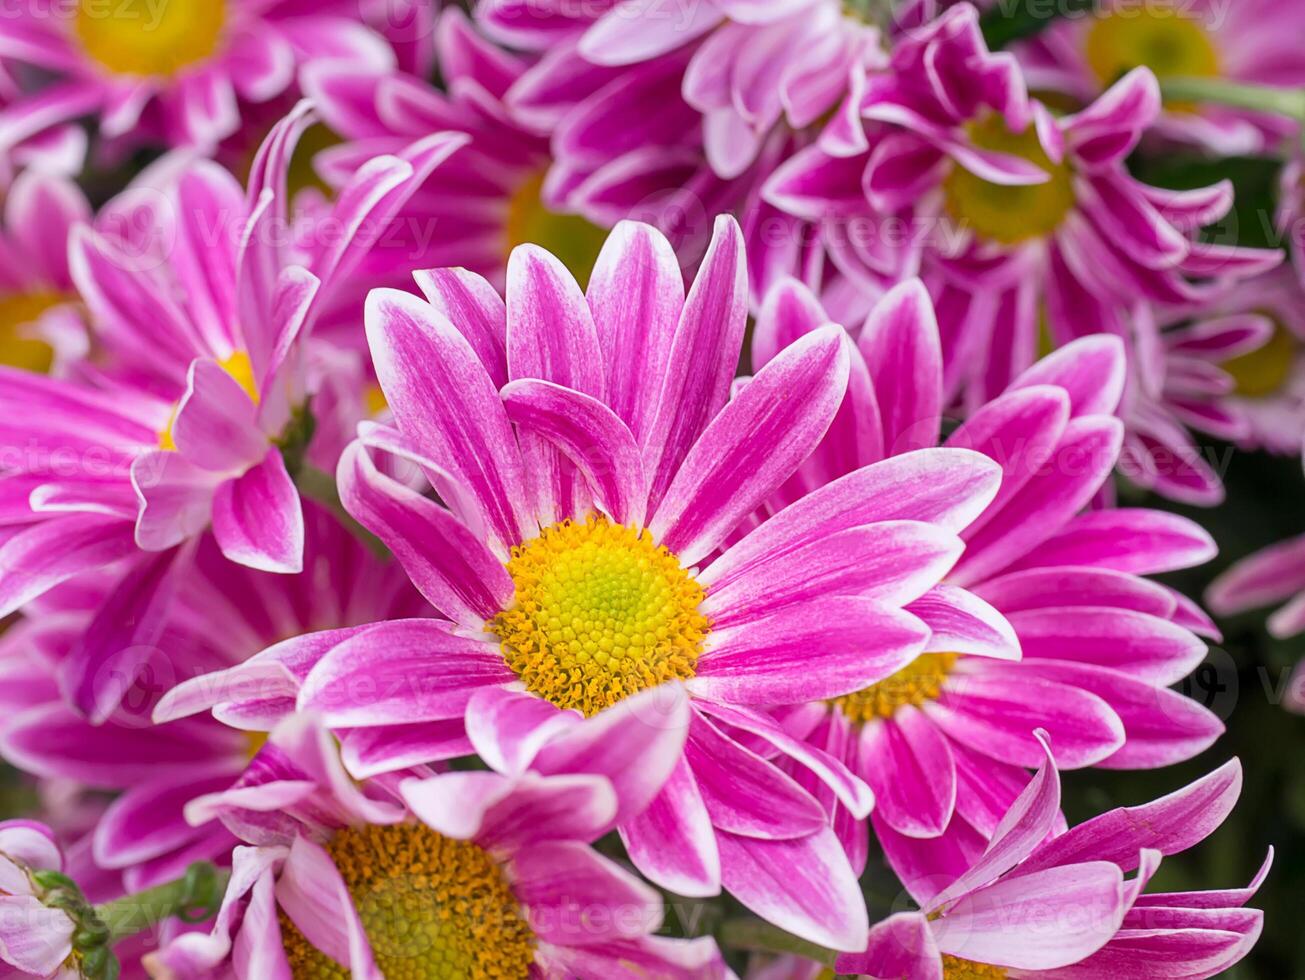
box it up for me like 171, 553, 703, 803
296, 464, 389, 560
717, 917, 838, 966
94, 862, 229, 943
1159, 76, 1305, 122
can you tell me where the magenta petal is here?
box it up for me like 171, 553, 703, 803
1020, 759, 1242, 876
650, 326, 851, 565
338, 441, 512, 627
908, 584, 1021, 661
861, 708, 956, 839
620, 758, 721, 898
0, 513, 137, 617
642, 215, 748, 510
172, 359, 265, 472
1009, 334, 1127, 419
296, 620, 514, 727
502, 379, 648, 527
465, 686, 579, 776
858, 278, 944, 454
1011, 508, 1217, 577
700, 448, 1001, 594
337, 720, 473, 779
694, 596, 927, 705
413, 267, 509, 389
276, 836, 379, 977
212, 450, 304, 573
132, 451, 220, 552
718, 827, 868, 952
1207, 532, 1305, 617
837, 912, 942, 980
586, 221, 684, 447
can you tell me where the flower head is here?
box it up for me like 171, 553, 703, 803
0, 821, 78, 979
148, 708, 728, 978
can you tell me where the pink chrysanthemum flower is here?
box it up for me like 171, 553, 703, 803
0, 0, 397, 155
0, 821, 79, 979
837, 743, 1267, 980
478, 0, 886, 179
1016, 0, 1305, 155
0, 170, 89, 374
0, 504, 422, 895
748, 276, 1222, 874
0, 107, 462, 624
155, 216, 1013, 950
763, 6, 1281, 408
148, 707, 728, 978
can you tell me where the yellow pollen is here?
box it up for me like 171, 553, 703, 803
1224, 320, 1296, 398
1084, 3, 1219, 111
365, 382, 389, 416
75, 0, 226, 78
505, 172, 607, 287
831, 653, 958, 723
158, 350, 258, 450
280, 823, 535, 979
242, 730, 269, 760
0, 290, 64, 373
489, 515, 709, 717
942, 955, 1008, 979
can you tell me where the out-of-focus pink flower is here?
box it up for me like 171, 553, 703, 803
1017, 0, 1305, 155
0, 821, 77, 979
0, 0, 398, 157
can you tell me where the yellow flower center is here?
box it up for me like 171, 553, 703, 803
505, 172, 607, 287
830, 653, 958, 723
489, 515, 709, 717
281, 823, 535, 979
158, 350, 258, 450
0, 290, 63, 373
943, 956, 1007, 979
75, 0, 226, 78
1224, 320, 1296, 398
942, 116, 1076, 246
1084, 3, 1219, 111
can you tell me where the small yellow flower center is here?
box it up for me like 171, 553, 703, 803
0, 290, 63, 373
1084, 3, 1219, 111
1224, 320, 1296, 398
830, 653, 958, 723
942, 955, 1007, 979
280, 823, 535, 979
489, 515, 709, 717
942, 116, 1075, 246
242, 730, 269, 760
505, 172, 607, 287
158, 350, 258, 450
75, 0, 226, 78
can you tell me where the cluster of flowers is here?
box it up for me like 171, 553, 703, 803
0, 0, 1300, 976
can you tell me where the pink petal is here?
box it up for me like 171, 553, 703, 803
212, 450, 304, 573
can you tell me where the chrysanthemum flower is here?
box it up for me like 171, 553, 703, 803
749, 276, 1222, 875
0, 0, 397, 154
0, 820, 79, 978
0, 504, 422, 893
0, 106, 462, 628
155, 216, 1012, 949
148, 706, 728, 978
1016, 0, 1305, 155
764, 6, 1282, 408
836, 742, 1267, 979
480, 0, 887, 180
0, 170, 89, 374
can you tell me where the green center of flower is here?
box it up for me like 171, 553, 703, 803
942, 116, 1075, 246
831, 653, 958, 723
1224, 320, 1296, 398
1084, 3, 1219, 110
943, 956, 1007, 979
489, 515, 709, 717
75, 0, 226, 78
280, 824, 535, 979
0, 290, 64, 373
505, 172, 607, 287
